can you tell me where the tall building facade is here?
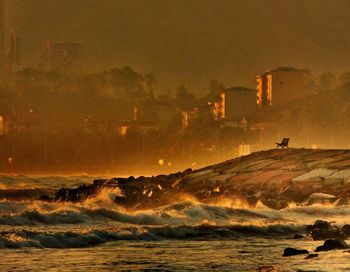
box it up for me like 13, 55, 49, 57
213, 87, 257, 120
257, 67, 310, 107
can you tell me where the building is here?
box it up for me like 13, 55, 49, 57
116, 120, 159, 136
238, 144, 259, 157
257, 67, 310, 107
182, 108, 199, 129
213, 87, 257, 121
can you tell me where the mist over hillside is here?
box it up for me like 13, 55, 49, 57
3, 0, 350, 93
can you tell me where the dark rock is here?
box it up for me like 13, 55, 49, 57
54, 183, 100, 202
246, 196, 258, 207
282, 247, 309, 257
309, 220, 346, 240
315, 239, 349, 252
279, 187, 305, 203
183, 168, 192, 175
37, 194, 52, 202
304, 253, 318, 259
342, 224, 350, 237
93, 179, 107, 187
105, 178, 118, 186
116, 178, 131, 184
293, 234, 304, 239
313, 220, 331, 229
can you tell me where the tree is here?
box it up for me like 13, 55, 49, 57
209, 80, 225, 98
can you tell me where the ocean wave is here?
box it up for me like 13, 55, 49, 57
0, 210, 86, 226
0, 188, 55, 201
0, 200, 282, 227
0, 175, 100, 190
0, 222, 307, 249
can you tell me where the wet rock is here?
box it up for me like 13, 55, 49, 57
304, 253, 318, 259
313, 220, 331, 229
341, 224, 350, 237
116, 177, 132, 184
279, 186, 305, 203
315, 239, 349, 252
49, 149, 350, 210
292, 234, 304, 239
282, 247, 309, 257
309, 220, 346, 240
246, 195, 258, 206
54, 183, 100, 202
37, 194, 52, 202
93, 179, 107, 187
183, 168, 192, 175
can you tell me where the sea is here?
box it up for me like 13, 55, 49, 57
0, 175, 349, 272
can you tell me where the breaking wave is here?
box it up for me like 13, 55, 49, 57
1, 176, 350, 249
0, 200, 279, 227
0, 222, 307, 249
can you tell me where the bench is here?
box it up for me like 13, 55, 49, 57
276, 138, 289, 149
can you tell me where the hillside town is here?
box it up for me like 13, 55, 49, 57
0, 27, 350, 174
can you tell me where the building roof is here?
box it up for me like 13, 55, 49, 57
224, 86, 256, 93
257, 67, 308, 77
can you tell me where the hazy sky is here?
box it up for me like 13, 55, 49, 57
3, 0, 350, 93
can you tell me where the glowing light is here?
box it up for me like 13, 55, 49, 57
118, 126, 128, 136
158, 159, 164, 166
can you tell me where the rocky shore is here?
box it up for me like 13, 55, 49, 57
281, 219, 350, 263
43, 148, 350, 210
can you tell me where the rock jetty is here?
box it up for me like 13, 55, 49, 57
42, 148, 350, 210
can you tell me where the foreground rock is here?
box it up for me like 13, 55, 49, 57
39, 148, 350, 210
305, 253, 318, 259
315, 239, 349, 252
341, 224, 350, 237
308, 220, 346, 241
292, 234, 304, 239
282, 247, 309, 257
